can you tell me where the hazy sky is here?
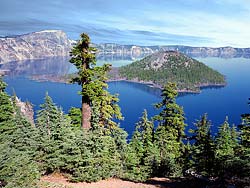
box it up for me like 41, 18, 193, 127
1, 0, 250, 47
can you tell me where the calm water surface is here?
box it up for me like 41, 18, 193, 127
2, 57, 250, 137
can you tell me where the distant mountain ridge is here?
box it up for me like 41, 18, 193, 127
0, 30, 72, 64
0, 30, 250, 64
95, 43, 250, 59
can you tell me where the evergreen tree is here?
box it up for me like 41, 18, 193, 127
239, 98, 250, 149
90, 64, 123, 129
110, 125, 128, 161
214, 117, 238, 177
40, 110, 74, 173
123, 143, 144, 182
0, 144, 40, 188
36, 92, 61, 136
235, 99, 250, 184
215, 117, 235, 158
36, 92, 75, 172
0, 77, 15, 140
154, 82, 186, 177
10, 98, 40, 159
70, 34, 122, 129
189, 114, 215, 177
123, 110, 159, 181
69, 33, 96, 129
182, 141, 193, 173
68, 107, 81, 127
70, 128, 122, 182
230, 124, 239, 151
0, 78, 40, 188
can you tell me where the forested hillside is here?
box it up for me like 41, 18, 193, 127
119, 51, 225, 92
0, 34, 249, 188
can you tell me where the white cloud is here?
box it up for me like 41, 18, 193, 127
112, 3, 250, 47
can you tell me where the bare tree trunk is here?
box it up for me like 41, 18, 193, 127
81, 56, 92, 129
82, 96, 91, 129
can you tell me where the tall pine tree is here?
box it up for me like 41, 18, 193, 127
69, 33, 96, 129
239, 98, 250, 150
36, 92, 61, 136
154, 82, 186, 177
124, 110, 158, 181
0, 77, 15, 140
214, 117, 238, 177
236, 99, 250, 184
189, 114, 215, 177
70, 33, 122, 129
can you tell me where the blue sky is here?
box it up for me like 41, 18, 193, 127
1, 0, 250, 47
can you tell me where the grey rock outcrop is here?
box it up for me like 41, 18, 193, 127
0, 30, 72, 64
95, 44, 250, 59
0, 30, 249, 65
14, 97, 34, 125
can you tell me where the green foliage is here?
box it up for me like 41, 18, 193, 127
119, 51, 225, 91
189, 114, 215, 177
235, 99, 250, 183
153, 82, 186, 177
123, 110, 159, 182
110, 126, 128, 159
36, 92, 62, 136
70, 33, 122, 129
1, 37, 250, 187
34, 93, 125, 182
0, 77, 15, 140
215, 117, 236, 158
239, 99, 250, 149
36, 93, 76, 172
0, 79, 40, 187
68, 107, 81, 127
69, 33, 97, 129
214, 117, 239, 177
0, 145, 40, 188
90, 64, 123, 129
69, 128, 122, 182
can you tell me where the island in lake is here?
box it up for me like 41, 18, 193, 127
110, 51, 226, 93
2, 50, 226, 93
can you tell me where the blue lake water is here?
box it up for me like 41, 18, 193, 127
2, 57, 250, 137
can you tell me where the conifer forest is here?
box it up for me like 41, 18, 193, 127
0, 34, 249, 188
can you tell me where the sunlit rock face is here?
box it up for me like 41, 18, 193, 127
0, 30, 72, 64
1, 30, 250, 64
95, 43, 250, 59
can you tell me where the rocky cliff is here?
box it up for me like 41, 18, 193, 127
95, 44, 250, 59
0, 30, 72, 64
0, 30, 249, 64
14, 96, 34, 125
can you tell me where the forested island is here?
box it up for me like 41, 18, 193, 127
114, 51, 226, 93
0, 33, 249, 188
